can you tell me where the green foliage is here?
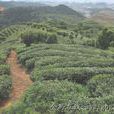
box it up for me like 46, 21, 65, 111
0, 75, 12, 101
0, 64, 10, 75
46, 34, 58, 44
0, 18, 114, 113
25, 58, 35, 71
0, 44, 12, 102
97, 28, 114, 49
0, 5, 84, 27
4, 80, 113, 114
31, 67, 114, 83
21, 30, 57, 46
87, 74, 114, 97
74, 21, 102, 38
110, 41, 114, 47
0, 55, 5, 64
57, 31, 68, 37
15, 42, 114, 113
22, 80, 87, 113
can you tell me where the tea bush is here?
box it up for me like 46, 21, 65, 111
87, 74, 114, 97
31, 67, 114, 83
0, 65, 10, 75
22, 80, 87, 113
0, 48, 12, 102
0, 75, 12, 101
97, 28, 114, 49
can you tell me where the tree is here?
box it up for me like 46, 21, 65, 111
46, 34, 57, 44
97, 28, 114, 49
21, 30, 58, 46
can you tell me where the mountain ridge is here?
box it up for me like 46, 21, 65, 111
0, 4, 85, 26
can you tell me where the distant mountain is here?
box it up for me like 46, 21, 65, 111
37, 5, 82, 15
66, 2, 114, 17
91, 9, 114, 26
0, 5, 85, 26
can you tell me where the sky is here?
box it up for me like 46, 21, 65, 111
0, 0, 114, 3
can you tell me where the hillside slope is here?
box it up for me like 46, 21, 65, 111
91, 9, 114, 26
0, 5, 85, 26
0, 20, 114, 113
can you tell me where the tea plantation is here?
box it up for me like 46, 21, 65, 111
0, 45, 11, 102
0, 21, 114, 114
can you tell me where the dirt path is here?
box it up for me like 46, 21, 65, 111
0, 50, 32, 108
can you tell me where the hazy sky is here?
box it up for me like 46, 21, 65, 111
0, 0, 114, 3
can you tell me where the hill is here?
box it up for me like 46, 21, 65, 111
0, 21, 114, 113
0, 5, 85, 27
1, 2, 114, 114
90, 9, 114, 26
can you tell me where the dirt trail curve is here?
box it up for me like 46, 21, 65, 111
0, 50, 32, 108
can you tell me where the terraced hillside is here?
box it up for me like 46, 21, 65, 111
17, 43, 114, 84
0, 18, 114, 114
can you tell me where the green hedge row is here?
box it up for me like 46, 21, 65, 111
5, 80, 113, 114
31, 67, 114, 83
0, 51, 12, 102
34, 57, 114, 70
17, 44, 113, 67
22, 80, 87, 113
0, 65, 10, 75
87, 74, 114, 97
0, 75, 12, 101
18, 51, 108, 67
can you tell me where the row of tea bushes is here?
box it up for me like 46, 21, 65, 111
31, 67, 114, 83
22, 80, 88, 114
0, 50, 12, 102
0, 25, 24, 43
2, 22, 112, 113
0, 75, 12, 101
87, 74, 114, 97
4, 80, 113, 114
0, 24, 47, 44
17, 45, 114, 84
0, 64, 10, 75
17, 44, 112, 67
34, 57, 114, 69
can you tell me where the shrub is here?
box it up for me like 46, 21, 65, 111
103, 95, 114, 106
22, 80, 87, 113
110, 41, 114, 47
25, 58, 35, 71
16, 80, 112, 114
0, 65, 10, 75
0, 56, 5, 64
97, 28, 114, 49
31, 67, 114, 83
46, 34, 57, 44
57, 31, 68, 37
0, 75, 12, 101
87, 74, 114, 97
21, 30, 58, 46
